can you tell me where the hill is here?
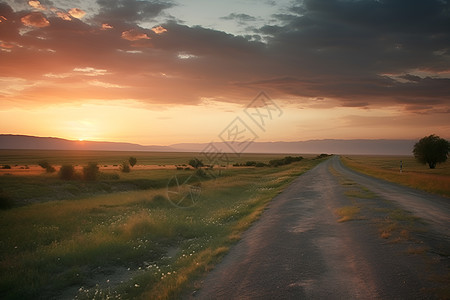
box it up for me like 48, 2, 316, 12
0, 134, 417, 155
0, 135, 174, 152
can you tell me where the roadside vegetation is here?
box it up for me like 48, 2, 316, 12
341, 156, 450, 197
0, 151, 328, 299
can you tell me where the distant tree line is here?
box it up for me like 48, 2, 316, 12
233, 156, 304, 168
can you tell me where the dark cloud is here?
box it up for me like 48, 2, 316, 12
248, 0, 450, 108
221, 13, 257, 23
95, 0, 173, 23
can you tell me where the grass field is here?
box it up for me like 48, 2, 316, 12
0, 149, 294, 166
341, 155, 450, 197
0, 150, 327, 299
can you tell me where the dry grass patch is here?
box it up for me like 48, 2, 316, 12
341, 156, 450, 197
336, 206, 361, 222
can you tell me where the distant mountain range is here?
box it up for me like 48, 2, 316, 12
0, 135, 174, 152
0, 134, 417, 155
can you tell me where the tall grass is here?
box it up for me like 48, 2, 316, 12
0, 156, 326, 299
341, 156, 450, 197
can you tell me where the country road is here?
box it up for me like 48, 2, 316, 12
193, 156, 450, 299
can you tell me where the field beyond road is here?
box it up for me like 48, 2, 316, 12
341, 155, 450, 197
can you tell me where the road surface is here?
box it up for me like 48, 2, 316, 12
194, 156, 449, 299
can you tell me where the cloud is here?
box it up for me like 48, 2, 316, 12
95, 0, 173, 23
0, 0, 449, 113
21, 12, 50, 27
56, 11, 71, 21
101, 23, 113, 30
221, 13, 257, 22
152, 25, 167, 34
73, 67, 109, 76
121, 28, 150, 41
68, 8, 86, 19
28, 0, 45, 10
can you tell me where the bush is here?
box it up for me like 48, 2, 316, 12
188, 158, 204, 169
1, 165, 11, 169
255, 162, 267, 167
195, 168, 207, 178
129, 157, 137, 167
0, 188, 14, 210
120, 162, 131, 173
38, 161, 56, 173
59, 164, 76, 180
83, 162, 99, 181
269, 156, 304, 167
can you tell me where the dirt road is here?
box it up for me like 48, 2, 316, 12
194, 156, 449, 299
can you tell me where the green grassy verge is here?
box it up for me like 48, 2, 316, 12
341, 156, 450, 197
0, 155, 326, 299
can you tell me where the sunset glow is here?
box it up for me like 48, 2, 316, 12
0, 0, 449, 146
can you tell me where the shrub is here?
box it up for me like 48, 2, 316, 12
129, 157, 137, 167
188, 158, 204, 169
120, 162, 131, 173
59, 164, 76, 180
83, 162, 99, 181
269, 156, 304, 167
195, 168, 207, 178
0, 188, 14, 210
255, 162, 267, 167
38, 161, 56, 173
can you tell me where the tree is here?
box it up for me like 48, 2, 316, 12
129, 157, 137, 167
413, 134, 449, 169
59, 164, 76, 180
83, 162, 99, 181
120, 161, 130, 173
38, 160, 56, 173
188, 158, 204, 169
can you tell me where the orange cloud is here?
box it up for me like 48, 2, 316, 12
101, 23, 113, 30
68, 8, 86, 19
73, 67, 108, 76
0, 41, 15, 49
21, 12, 50, 27
28, 0, 45, 10
152, 26, 167, 34
56, 11, 71, 21
121, 29, 150, 41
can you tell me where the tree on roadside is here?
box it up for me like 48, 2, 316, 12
129, 157, 137, 168
413, 134, 450, 169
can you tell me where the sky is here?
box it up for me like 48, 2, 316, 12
0, 0, 449, 145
